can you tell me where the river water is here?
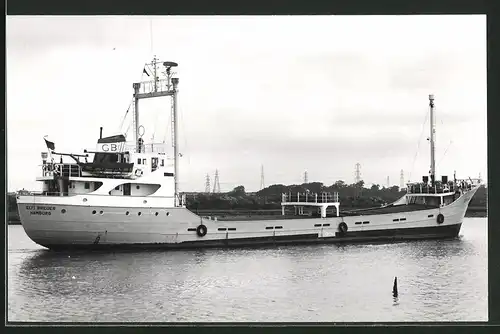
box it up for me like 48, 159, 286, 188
7, 218, 487, 323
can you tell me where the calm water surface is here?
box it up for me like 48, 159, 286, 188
7, 218, 487, 322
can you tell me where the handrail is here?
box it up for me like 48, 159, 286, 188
124, 142, 170, 154
406, 180, 477, 195
281, 192, 339, 203
21, 191, 176, 198
40, 163, 82, 177
136, 79, 173, 96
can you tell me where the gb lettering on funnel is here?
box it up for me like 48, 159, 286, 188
96, 134, 126, 153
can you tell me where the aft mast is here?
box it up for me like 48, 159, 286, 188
132, 57, 181, 206
429, 94, 436, 186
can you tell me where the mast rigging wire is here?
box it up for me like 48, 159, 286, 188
436, 140, 453, 169
409, 109, 429, 182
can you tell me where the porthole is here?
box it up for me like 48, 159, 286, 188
61, 209, 66, 214
166, 212, 170, 216
155, 212, 159, 216
143, 200, 147, 204
99, 211, 104, 215
126, 211, 130, 215
136, 185, 140, 190
92, 210, 96, 214
138, 212, 142, 216
83, 198, 88, 202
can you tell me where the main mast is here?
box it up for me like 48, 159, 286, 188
429, 94, 436, 185
132, 58, 181, 205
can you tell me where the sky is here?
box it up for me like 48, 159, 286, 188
6, 15, 487, 192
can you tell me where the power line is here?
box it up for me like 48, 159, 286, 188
304, 170, 308, 183
213, 169, 221, 193
400, 169, 405, 189
260, 165, 265, 190
354, 163, 361, 183
204, 174, 211, 193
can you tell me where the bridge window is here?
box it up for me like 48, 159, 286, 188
142, 159, 147, 164
152, 157, 158, 171
161, 159, 165, 167
137, 158, 141, 164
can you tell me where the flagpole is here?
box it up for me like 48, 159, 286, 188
44, 136, 54, 163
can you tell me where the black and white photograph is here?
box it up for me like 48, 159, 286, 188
6, 15, 487, 322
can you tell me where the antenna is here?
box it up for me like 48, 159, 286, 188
260, 165, 265, 190
149, 19, 153, 55
400, 169, 405, 189
205, 174, 211, 193
355, 163, 361, 183
429, 94, 436, 185
153, 56, 158, 92
213, 169, 221, 193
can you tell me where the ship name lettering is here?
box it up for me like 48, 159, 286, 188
26, 205, 55, 212
30, 211, 52, 216
36, 206, 55, 211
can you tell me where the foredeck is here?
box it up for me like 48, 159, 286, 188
341, 203, 437, 216
197, 203, 437, 222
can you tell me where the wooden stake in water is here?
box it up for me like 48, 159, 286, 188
393, 276, 398, 298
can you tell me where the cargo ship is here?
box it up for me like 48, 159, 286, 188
15, 57, 481, 250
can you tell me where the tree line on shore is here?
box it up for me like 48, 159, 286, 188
184, 181, 488, 213
7, 181, 488, 221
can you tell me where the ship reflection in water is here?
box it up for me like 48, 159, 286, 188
8, 218, 487, 322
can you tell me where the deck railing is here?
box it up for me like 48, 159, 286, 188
41, 163, 82, 178
19, 191, 178, 199
281, 192, 339, 203
124, 142, 170, 154
406, 178, 481, 195
136, 79, 173, 96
